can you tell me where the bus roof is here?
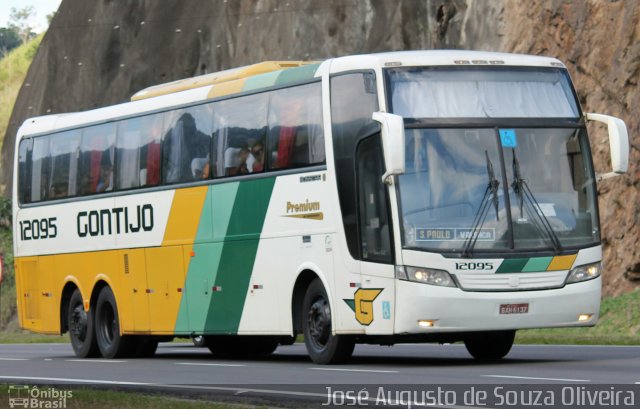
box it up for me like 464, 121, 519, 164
131, 61, 318, 101
16, 50, 566, 139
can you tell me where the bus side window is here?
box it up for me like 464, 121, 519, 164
357, 135, 393, 263
212, 94, 267, 177
116, 113, 163, 190
162, 104, 214, 184
30, 136, 51, 202
48, 130, 81, 199
78, 124, 116, 195
18, 138, 33, 204
267, 82, 325, 170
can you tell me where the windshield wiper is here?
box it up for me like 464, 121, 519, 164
462, 151, 500, 258
511, 148, 562, 253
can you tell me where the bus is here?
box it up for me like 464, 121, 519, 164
12, 51, 629, 364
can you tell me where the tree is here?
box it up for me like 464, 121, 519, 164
46, 11, 56, 25
9, 6, 36, 44
0, 27, 21, 57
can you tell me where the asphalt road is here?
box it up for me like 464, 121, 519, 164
0, 342, 639, 407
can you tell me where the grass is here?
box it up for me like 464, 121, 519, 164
0, 35, 42, 175
0, 215, 16, 335
0, 385, 265, 409
516, 289, 640, 345
0, 331, 67, 344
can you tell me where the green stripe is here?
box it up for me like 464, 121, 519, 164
175, 184, 238, 333
521, 257, 553, 272
204, 177, 276, 333
243, 70, 280, 91
495, 258, 529, 274
274, 63, 320, 85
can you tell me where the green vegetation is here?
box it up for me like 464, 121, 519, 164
0, 34, 42, 172
516, 289, 640, 345
0, 385, 263, 409
1, 197, 17, 333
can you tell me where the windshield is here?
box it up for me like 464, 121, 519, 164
397, 127, 599, 253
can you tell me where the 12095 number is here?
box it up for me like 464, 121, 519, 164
19, 217, 57, 241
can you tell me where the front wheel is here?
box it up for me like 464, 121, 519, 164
464, 330, 516, 360
67, 289, 99, 358
94, 286, 135, 358
302, 278, 354, 364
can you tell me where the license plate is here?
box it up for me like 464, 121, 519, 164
499, 303, 529, 314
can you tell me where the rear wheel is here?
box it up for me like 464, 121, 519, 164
94, 286, 135, 358
464, 330, 516, 360
67, 289, 99, 358
302, 278, 354, 364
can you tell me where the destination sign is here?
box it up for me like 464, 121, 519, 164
415, 228, 496, 242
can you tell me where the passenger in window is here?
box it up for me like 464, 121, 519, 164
49, 183, 68, 199
96, 164, 113, 192
191, 156, 210, 180
224, 146, 249, 176
249, 140, 265, 172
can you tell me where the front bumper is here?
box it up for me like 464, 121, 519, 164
394, 276, 601, 334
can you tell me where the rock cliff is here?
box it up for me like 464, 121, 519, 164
2, 0, 638, 295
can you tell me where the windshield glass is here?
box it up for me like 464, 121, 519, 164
387, 67, 580, 118
398, 128, 599, 253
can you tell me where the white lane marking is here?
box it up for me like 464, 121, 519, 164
44, 359, 52, 361
0, 376, 150, 385
310, 367, 398, 374
175, 362, 245, 367
483, 375, 590, 382
66, 359, 127, 363
0, 358, 29, 361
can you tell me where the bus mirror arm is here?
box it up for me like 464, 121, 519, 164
586, 113, 630, 180
372, 112, 405, 184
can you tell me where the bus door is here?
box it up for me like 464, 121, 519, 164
355, 134, 395, 334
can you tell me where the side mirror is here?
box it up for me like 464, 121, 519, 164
372, 112, 405, 184
586, 113, 630, 181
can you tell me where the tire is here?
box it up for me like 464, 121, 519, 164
464, 330, 516, 360
206, 336, 279, 357
133, 336, 158, 358
94, 286, 135, 358
67, 289, 99, 358
302, 278, 355, 364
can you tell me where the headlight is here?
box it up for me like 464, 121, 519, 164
566, 262, 601, 284
396, 265, 457, 287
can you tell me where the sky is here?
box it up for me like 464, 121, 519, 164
0, 0, 62, 33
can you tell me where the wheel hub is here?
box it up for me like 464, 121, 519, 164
308, 298, 331, 346
69, 305, 87, 340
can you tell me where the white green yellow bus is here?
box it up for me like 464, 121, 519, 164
12, 51, 629, 364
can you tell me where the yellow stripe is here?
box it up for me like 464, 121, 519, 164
162, 186, 208, 245
547, 254, 578, 271
207, 78, 246, 99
